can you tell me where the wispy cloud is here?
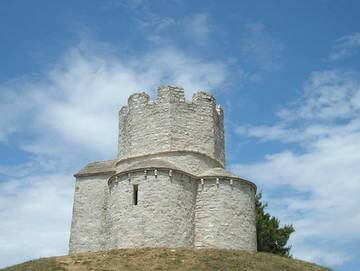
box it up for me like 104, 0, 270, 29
295, 248, 350, 267
0, 164, 73, 267
136, 13, 177, 32
238, 70, 360, 142
121, 0, 178, 34
329, 33, 360, 61
181, 13, 210, 46
233, 70, 360, 267
0, 42, 226, 158
136, 11, 211, 47
120, 1, 211, 48
240, 22, 284, 72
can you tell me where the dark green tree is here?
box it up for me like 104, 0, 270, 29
256, 192, 295, 257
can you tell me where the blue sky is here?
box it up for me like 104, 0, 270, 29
1, 1, 360, 270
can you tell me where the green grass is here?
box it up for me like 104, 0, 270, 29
1, 248, 332, 271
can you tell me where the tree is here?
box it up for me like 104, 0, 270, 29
256, 192, 295, 257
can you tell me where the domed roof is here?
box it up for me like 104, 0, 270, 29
126, 159, 180, 171
198, 167, 240, 179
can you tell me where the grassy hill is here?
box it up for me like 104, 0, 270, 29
1, 248, 332, 271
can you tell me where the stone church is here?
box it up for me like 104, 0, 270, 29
69, 86, 257, 254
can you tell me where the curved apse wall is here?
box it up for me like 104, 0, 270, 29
108, 169, 197, 249
194, 179, 257, 251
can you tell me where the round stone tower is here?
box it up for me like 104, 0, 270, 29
69, 86, 257, 254
116, 86, 225, 175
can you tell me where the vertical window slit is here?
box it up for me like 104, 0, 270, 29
133, 184, 138, 205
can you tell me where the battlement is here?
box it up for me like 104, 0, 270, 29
128, 92, 150, 107
156, 85, 185, 103
117, 86, 225, 167
123, 86, 220, 109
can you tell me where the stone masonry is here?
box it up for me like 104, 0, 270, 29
69, 86, 257, 254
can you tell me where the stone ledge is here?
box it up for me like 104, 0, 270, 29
108, 167, 257, 192
115, 150, 225, 169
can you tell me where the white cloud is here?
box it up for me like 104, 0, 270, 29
240, 22, 284, 72
0, 40, 227, 267
141, 15, 211, 49
285, 70, 360, 121
0, 43, 227, 159
0, 84, 35, 142
122, 0, 178, 35
294, 247, 350, 267
129, 5, 211, 48
182, 13, 210, 46
137, 14, 177, 32
238, 70, 360, 143
329, 32, 360, 61
233, 70, 360, 267
0, 170, 74, 268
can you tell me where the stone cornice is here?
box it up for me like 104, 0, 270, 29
108, 166, 257, 192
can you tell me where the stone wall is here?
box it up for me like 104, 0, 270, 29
70, 166, 257, 255
69, 174, 112, 254
194, 179, 257, 251
108, 169, 197, 249
115, 151, 222, 176
117, 86, 225, 167
101, 166, 256, 252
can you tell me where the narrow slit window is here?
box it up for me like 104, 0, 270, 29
133, 184, 138, 205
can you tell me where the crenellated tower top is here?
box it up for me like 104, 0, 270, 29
117, 86, 225, 167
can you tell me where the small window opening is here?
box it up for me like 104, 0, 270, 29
133, 184, 138, 205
